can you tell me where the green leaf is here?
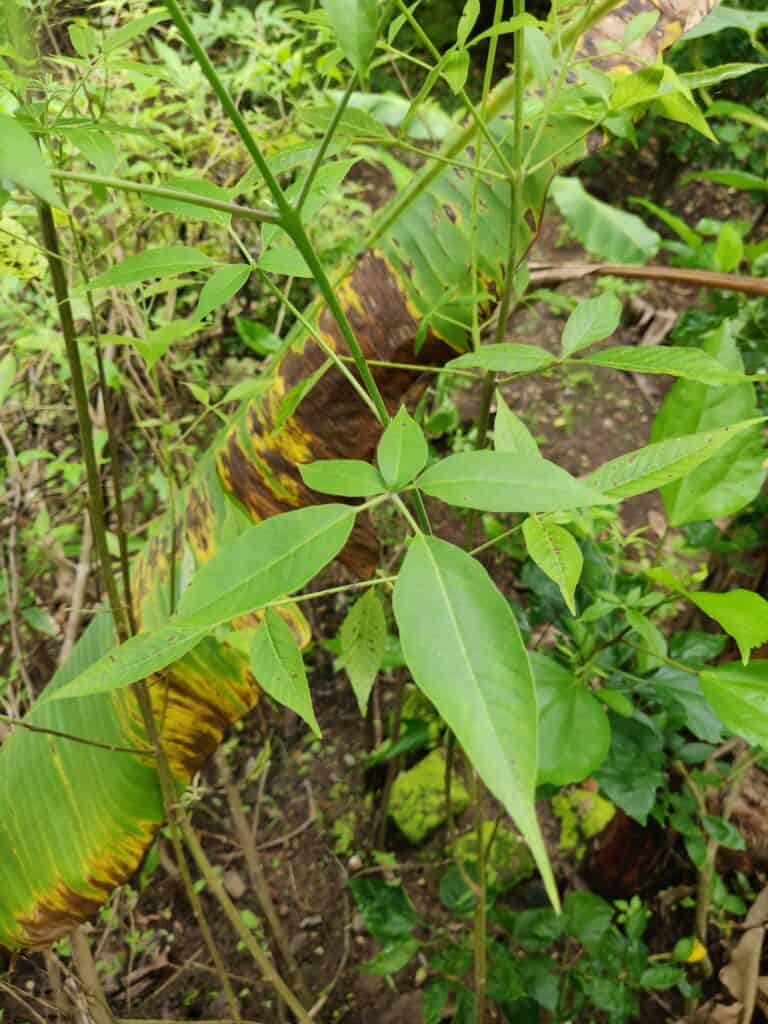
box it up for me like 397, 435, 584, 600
700, 662, 768, 748
522, 516, 583, 615
701, 815, 745, 850
0, 114, 60, 207
89, 246, 213, 290
143, 177, 234, 226
133, 319, 199, 369
457, 0, 480, 46
611, 65, 665, 110
561, 294, 622, 357
682, 5, 768, 49
50, 623, 207, 700
177, 504, 357, 629
640, 966, 685, 990
625, 608, 666, 673
393, 535, 557, 907
550, 176, 660, 264
715, 222, 743, 272
236, 318, 282, 356
348, 877, 418, 941
69, 21, 99, 56
686, 169, 768, 193
273, 358, 332, 435
259, 159, 356, 276
586, 419, 765, 499
340, 589, 386, 715
563, 890, 613, 949
377, 406, 428, 489
442, 48, 469, 94
581, 345, 748, 385
362, 936, 420, 976
679, 63, 764, 91
530, 653, 610, 786
194, 264, 250, 320
651, 322, 765, 525
251, 608, 320, 737
687, 589, 768, 665
629, 197, 702, 247
299, 459, 384, 497
448, 343, 555, 374
65, 127, 119, 176
467, 15, 537, 47
524, 26, 554, 90
594, 716, 663, 824
301, 104, 389, 140
417, 451, 610, 514
423, 981, 453, 1024
320, 0, 378, 76
0, 351, 16, 408
103, 10, 170, 53
494, 393, 540, 458
622, 10, 659, 46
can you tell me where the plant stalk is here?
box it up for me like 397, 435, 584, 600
42, 199, 242, 1023
161, 0, 391, 426
51, 169, 281, 225
217, 750, 313, 1008
38, 202, 129, 640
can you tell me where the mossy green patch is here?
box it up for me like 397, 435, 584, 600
389, 748, 469, 843
454, 821, 534, 891
552, 787, 614, 859
331, 810, 357, 854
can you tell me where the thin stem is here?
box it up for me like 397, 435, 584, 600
217, 750, 313, 1007
70, 928, 115, 1024
38, 202, 129, 639
296, 75, 357, 212
394, 0, 515, 179
471, 770, 487, 1024
161, 0, 390, 424
51, 169, 281, 225
338, 355, 483, 380
181, 819, 315, 1024
259, 273, 380, 419
693, 748, 761, 980
133, 683, 243, 1021
391, 493, 422, 534
0, 712, 152, 755
363, 0, 619, 256
59, 178, 136, 630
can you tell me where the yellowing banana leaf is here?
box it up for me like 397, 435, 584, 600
0, 0, 716, 950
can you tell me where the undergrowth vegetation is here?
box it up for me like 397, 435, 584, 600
1, 0, 768, 1021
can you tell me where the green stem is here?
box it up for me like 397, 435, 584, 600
364, 0, 621, 253
161, 0, 390, 425
58, 178, 136, 631
394, 0, 515, 179
39, 200, 241, 1022
392, 493, 422, 534
296, 75, 357, 212
182, 818, 315, 1024
0, 711, 151, 755
38, 203, 129, 640
692, 748, 760, 983
133, 683, 243, 1022
51, 169, 280, 225
471, 770, 487, 1023
259, 273, 380, 418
